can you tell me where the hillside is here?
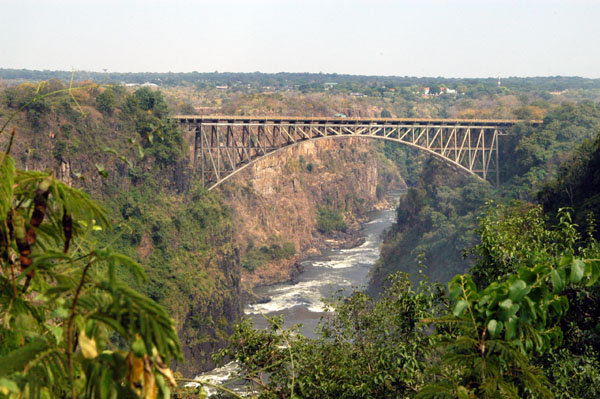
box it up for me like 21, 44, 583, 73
0, 82, 242, 375
369, 101, 600, 292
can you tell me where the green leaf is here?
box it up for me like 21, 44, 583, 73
95, 164, 108, 178
100, 368, 112, 399
50, 306, 69, 319
0, 338, 54, 377
132, 338, 146, 357
523, 297, 537, 320
107, 252, 146, 282
118, 155, 133, 168
73, 171, 85, 180
559, 255, 573, 268
508, 279, 529, 302
457, 386, 470, 399
449, 284, 462, 302
570, 259, 585, 283
505, 317, 518, 340
453, 300, 468, 317
0, 155, 15, 223
506, 303, 520, 318
0, 378, 19, 395
487, 319, 503, 338
47, 325, 64, 343
550, 269, 564, 293
136, 143, 145, 159
499, 298, 513, 310
156, 373, 170, 399
32, 251, 72, 267
586, 260, 600, 286
103, 147, 118, 156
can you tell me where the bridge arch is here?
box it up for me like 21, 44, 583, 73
175, 116, 538, 190
202, 135, 479, 190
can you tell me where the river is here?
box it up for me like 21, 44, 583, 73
191, 192, 401, 394
244, 193, 400, 337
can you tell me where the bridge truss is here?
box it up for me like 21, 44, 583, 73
176, 116, 531, 190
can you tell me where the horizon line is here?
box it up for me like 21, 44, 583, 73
0, 67, 599, 81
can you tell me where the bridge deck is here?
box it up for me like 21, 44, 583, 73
174, 115, 542, 127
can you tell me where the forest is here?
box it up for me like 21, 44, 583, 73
0, 71, 599, 398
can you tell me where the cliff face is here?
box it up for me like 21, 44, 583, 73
176, 229, 242, 376
218, 137, 404, 288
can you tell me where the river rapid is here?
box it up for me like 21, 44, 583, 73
191, 191, 402, 394
245, 192, 401, 337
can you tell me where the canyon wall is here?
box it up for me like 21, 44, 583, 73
218, 137, 405, 288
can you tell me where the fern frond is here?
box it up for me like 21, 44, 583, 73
91, 283, 182, 361
416, 380, 463, 399
0, 155, 15, 223
0, 338, 67, 399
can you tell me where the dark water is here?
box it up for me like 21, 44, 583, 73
244, 191, 401, 338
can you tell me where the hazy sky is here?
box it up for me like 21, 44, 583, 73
2, 0, 599, 78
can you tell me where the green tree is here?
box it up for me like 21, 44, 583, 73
0, 83, 184, 398
419, 205, 600, 399
95, 88, 117, 115
316, 206, 347, 234
219, 272, 445, 399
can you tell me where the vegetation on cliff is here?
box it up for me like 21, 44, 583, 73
372, 102, 600, 289
0, 91, 183, 397
539, 133, 600, 238
0, 81, 242, 377
316, 205, 348, 234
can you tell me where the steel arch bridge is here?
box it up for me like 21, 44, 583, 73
175, 116, 541, 190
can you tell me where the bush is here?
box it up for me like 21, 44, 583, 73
96, 88, 116, 114
241, 240, 296, 271
317, 206, 347, 234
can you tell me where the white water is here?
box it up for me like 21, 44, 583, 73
187, 361, 248, 397
245, 193, 399, 337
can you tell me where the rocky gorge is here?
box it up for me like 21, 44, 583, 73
218, 137, 404, 290
0, 82, 406, 377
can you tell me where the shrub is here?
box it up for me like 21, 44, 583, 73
317, 206, 347, 234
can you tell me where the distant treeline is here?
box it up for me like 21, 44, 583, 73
2, 68, 600, 91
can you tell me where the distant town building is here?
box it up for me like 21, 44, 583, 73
423, 87, 430, 95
